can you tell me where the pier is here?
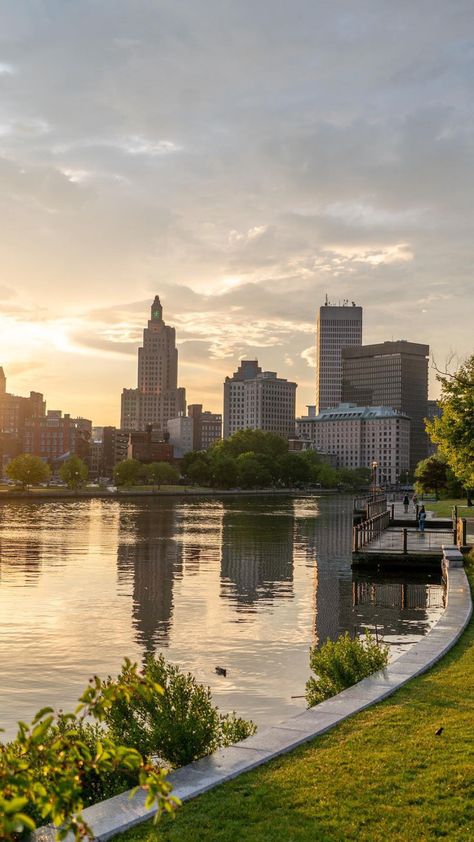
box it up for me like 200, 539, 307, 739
352, 497, 467, 566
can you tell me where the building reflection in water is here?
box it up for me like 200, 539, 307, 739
294, 497, 353, 646
220, 501, 294, 608
351, 570, 445, 639
117, 504, 183, 654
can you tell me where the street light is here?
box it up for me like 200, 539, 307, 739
371, 461, 378, 496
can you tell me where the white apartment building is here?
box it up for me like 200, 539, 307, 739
224, 361, 297, 439
167, 415, 194, 458
315, 301, 363, 413
296, 403, 410, 484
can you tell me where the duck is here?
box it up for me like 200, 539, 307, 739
215, 666, 227, 677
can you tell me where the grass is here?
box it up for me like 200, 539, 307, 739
120, 556, 474, 842
424, 498, 472, 519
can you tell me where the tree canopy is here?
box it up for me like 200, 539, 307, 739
426, 354, 474, 491
60, 455, 88, 489
6, 454, 51, 489
414, 456, 448, 500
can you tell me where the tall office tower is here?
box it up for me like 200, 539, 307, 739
223, 360, 297, 439
315, 300, 363, 414
120, 296, 186, 434
341, 340, 429, 470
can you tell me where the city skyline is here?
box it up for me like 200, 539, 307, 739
0, 290, 460, 428
0, 2, 473, 424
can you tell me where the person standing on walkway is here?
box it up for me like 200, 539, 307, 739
418, 505, 426, 533
403, 493, 409, 514
412, 493, 418, 512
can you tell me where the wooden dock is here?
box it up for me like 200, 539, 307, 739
352, 498, 464, 566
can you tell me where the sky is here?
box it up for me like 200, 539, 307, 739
0, 0, 473, 425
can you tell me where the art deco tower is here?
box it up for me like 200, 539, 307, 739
120, 296, 186, 433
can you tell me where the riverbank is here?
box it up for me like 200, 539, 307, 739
0, 485, 343, 500
121, 555, 474, 842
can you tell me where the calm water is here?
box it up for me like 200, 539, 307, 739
0, 495, 444, 740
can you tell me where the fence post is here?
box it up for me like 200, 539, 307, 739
391, 503, 394, 520
403, 528, 407, 554
462, 518, 467, 546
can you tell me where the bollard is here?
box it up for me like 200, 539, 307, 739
391, 503, 394, 521
403, 528, 408, 554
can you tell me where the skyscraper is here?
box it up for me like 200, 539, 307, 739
315, 300, 363, 414
341, 340, 429, 470
120, 296, 186, 434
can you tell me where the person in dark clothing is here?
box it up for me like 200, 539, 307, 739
418, 505, 427, 533
403, 493, 409, 514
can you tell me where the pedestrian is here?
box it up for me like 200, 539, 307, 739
403, 493, 409, 514
412, 493, 418, 511
418, 505, 426, 533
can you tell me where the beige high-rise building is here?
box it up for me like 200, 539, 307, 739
223, 360, 296, 439
315, 300, 363, 414
120, 296, 186, 433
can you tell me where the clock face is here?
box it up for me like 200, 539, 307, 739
152, 309, 160, 318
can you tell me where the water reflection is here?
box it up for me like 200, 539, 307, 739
117, 504, 183, 654
352, 570, 445, 641
220, 501, 294, 607
0, 495, 447, 740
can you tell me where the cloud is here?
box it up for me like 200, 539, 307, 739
0, 1, 471, 421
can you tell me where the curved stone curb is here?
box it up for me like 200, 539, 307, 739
33, 556, 472, 842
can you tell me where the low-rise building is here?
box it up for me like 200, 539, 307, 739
127, 426, 174, 464
23, 411, 92, 466
188, 404, 222, 450
295, 403, 410, 485
167, 415, 194, 458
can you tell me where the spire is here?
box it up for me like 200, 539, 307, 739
151, 295, 163, 322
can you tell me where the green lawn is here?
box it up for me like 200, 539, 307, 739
424, 498, 472, 518
121, 557, 474, 842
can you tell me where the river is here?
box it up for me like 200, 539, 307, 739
0, 495, 444, 740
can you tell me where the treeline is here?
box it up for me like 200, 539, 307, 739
179, 429, 370, 490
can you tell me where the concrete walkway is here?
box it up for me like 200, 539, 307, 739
34, 552, 472, 842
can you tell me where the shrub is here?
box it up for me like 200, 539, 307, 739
0, 660, 177, 840
103, 654, 256, 767
306, 631, 389, 707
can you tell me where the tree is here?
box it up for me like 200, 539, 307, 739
414, 456, 448, 500
186, 457, 210, 486
426, 354, 474, 501
60, 455, 89, 489
114, 458, 143, 487
214, 429, 288, 460
275, 452, 312, 487
146, 461, 179, 487
209, 454, 238, 489
318, 464, 339, 488
6, 454, 51, 490
236, 452, 272, 488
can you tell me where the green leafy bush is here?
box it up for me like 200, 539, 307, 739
103, 654, 256, 767
306, 631, 389, 707
0, 660, 177, 840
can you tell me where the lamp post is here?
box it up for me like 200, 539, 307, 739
371, 460, 378, 497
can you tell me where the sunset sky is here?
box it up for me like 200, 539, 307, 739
0, 1, 473, 425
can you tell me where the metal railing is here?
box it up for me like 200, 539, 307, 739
353, 509, 390, 551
